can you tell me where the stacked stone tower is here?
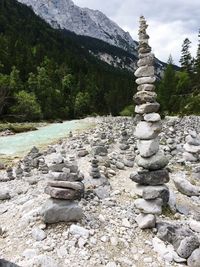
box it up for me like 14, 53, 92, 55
130, 16, 170, 229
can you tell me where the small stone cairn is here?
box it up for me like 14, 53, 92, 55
183, 130, 200, 162
42, 159, 84, 223
130, 16, 169, 229
90, 157, 101, 179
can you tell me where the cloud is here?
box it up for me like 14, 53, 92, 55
73, 0, 199, 64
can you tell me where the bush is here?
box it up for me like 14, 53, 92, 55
119, 105, 134, 116
10, 90, 42, 121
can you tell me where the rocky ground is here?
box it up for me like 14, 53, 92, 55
0, 116, 200, 267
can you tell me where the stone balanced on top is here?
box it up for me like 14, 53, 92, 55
130, 16, 170, 229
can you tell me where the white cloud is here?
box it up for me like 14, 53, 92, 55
73, 0, 199, 64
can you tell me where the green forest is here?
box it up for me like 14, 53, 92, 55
0, 0, 199, 122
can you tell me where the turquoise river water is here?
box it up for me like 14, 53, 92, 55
0, 119, 91, 157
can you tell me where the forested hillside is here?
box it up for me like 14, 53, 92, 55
0, 0, 136, 121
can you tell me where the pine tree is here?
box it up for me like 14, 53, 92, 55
179, 38, 193, 73
158, 55, 177, 114
193, 30, 200, 89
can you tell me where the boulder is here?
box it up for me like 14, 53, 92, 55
137, 138, 159, 158
134, 198, 162, 215
177, 236, 200, 259
136, 151, 169, 170
135, 102, 160, 114
187, 248, 200, 267
135, 213, 156, 229
42, 199, 83, 223
130, 169, 169, 185
134, 121, 161, 140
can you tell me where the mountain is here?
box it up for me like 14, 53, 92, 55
0, 0, 136, 120
17, 0, 165, 74
17, 0, 138, 55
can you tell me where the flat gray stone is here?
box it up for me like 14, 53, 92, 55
32, 227, 47, 241
143, 185, 169, 203
187, 248, 200, 267
134, 66, 155, 77
184, 144, 200, 154
134, 91, 157, 104
137, 54, 154, 67
177, 236, 200, 259
138, 84, 155, 91
173, 175, 200, 196
134, 198, 162, 215
134, 121, 161, 140
136, 151, 169, 170
135, 213, 156, 229
45, 186, 83, 200
42, 199, 83, 223
135, 102, 160, 114
137, 138, 159, 158
136, 76, 156, 85
130, 169, 169, 185
0, 189, 10, 200
144, 113, 161, 122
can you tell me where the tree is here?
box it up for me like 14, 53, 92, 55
179, 38, 193, 73
11, 90, 42, 121
74, 92, 90, 117
193, 30, 200, 89
0, 73, 10, 115
158, 56, 177, 114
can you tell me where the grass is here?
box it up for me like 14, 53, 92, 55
0, 122, 47, 133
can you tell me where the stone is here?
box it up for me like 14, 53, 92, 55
134, 198, 162, 215
42, 199, 83, 223
32, 227, 47, 241
69, 224, 89, 239
0, 259, 20, 267
137, 138, 159, 158
134, 65, 154, 77
94, 186, 110, 199
173, 176, 200, 196
137, 84, 155, 91
183, 152, 198, 162
92, 146, 108, 156
136, 151, 169, 170
134, 91, 157, 104
116, 162, 125, 170
186, 135, 200, 146
0, 189, 10, 200
135, 213, 156, 229
77, 149, 88, 157
135, 102, 160, 114
47, 181, 84, 191
177, 236, 200, 259
184, 143, 200, 154
45, 186, 83, 200
144, 113, 161, 122
187, 248, 200, 267
130, 169, 169, 185
156, 222, 195, 249
137, 54, 154, 67
134, 121, 161, 140
189, 220, 200, 233
136, 76, 156, 85
142, 185, 169, 203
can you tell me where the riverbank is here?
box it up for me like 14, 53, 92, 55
0, 116, 200, 267
0, 122, 48, 136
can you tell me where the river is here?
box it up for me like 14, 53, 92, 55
0, 119, 92, 157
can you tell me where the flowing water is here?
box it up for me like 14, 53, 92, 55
0, 119, 92, 157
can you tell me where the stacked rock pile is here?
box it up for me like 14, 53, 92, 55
183, 130, 200, 162
90, 157, 101, 179
119, 128, 130, 151
6, 167, 14, 180
130, 16, 169, 229
42, 159, 84, 223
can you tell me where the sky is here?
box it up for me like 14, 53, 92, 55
73, 0, 199, 65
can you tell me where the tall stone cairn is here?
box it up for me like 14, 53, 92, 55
130, 16, 170, 229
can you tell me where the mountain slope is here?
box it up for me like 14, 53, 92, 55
18, 0, 137, 54
0, 0, 136, 120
